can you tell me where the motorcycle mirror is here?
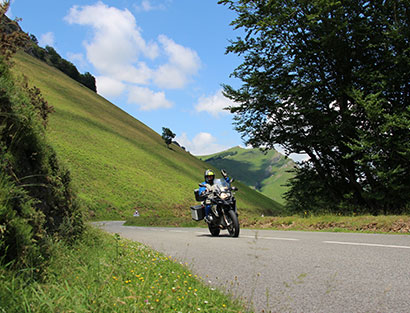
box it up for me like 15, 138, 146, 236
230, 178, 235, 183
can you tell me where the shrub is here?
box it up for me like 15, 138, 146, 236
0, 3, 84, 269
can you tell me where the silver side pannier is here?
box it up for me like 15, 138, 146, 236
190, 204, 205, 221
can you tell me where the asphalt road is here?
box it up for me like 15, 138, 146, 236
94, 221, 410, 313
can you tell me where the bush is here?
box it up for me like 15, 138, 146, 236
0, 50, 83, 269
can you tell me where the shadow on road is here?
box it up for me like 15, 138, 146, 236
196, 233, 237, 238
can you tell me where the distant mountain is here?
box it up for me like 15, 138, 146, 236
198, 146, 295, 204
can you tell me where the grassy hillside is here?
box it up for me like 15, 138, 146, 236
12, 51, 284, 221
198, 146, 295, 204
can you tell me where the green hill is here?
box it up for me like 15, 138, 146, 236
198, 146, 295, 204
12, 51, 284, 221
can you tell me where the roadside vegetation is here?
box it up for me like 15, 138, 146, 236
240, 214, 410, 234
1, 226, 249, 313
0, 3, 83, 273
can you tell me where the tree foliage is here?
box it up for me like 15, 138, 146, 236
162, 127, 176, 148
79, 72, 97, 92
219, 0, 410, 214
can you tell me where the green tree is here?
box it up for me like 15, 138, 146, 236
219, 0, 410, 214
79, 72, 97, 92
29, 34, 38, 45
162, 127, 176, 149
45, 45, 61, 65
58, 58, 81, 81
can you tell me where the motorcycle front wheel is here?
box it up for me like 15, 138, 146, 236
226, 210, 240, 237
208, 224, 220, 236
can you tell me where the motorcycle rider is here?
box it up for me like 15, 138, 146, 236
199, 169, 230, 223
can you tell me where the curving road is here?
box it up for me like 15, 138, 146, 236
95, 221, 410, 313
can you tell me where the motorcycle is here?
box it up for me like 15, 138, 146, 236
191, 173, 240, 237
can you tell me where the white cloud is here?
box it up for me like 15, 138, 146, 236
274, 144, 310, 163
176, 132, 228, 155
96, 76, 126, 98
65, 2, 158, 85
66, 52, 87, 69
134, 0, 166, 12
288, 153, 310, 162
154, 35, 201, 89
65, 2, 201, 111
127, 86, 172, 110
195, 89, 232, 117
39, 32, 55, 47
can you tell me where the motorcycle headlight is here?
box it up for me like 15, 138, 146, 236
220, 192, 229, 200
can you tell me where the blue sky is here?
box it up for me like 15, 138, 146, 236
7, 0, 248, 156
7, 0, 307, 161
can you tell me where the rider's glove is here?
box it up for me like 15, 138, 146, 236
221, 169, 228, 178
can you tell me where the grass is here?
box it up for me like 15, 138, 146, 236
12, 51, 284, 221
0, 226, 250, 313
240, 214, 410, 234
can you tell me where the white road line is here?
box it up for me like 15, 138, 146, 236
242, 235, 299, 241
324, 241, 410, 249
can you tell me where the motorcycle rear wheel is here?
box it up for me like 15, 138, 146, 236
226, 210, 240, 237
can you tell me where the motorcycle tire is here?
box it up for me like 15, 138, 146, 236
227, 210, 240, 237
208, 224, 220, 237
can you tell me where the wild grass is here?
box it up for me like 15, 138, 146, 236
0, 226, 249, 313
241, 214, 410, 234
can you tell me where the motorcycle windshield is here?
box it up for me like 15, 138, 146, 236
214, 179, 230, 191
